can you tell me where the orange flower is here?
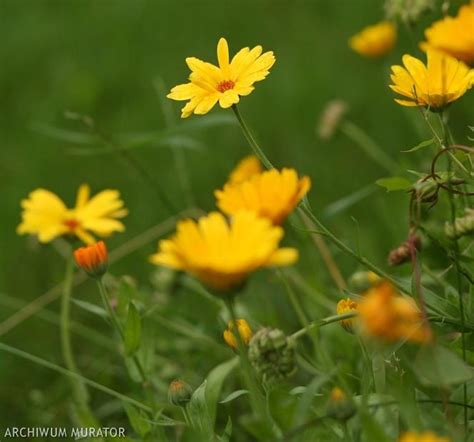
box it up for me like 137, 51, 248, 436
359, 281, 432, 343
74, 241, 108, 278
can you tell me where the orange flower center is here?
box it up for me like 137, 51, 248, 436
64, 218, 80, 231
217, 80, 235, 93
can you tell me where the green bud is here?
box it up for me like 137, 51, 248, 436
348, 271, 381, 293
168, 379, 193, 406
326, 387, 356, 421
248, 328, 296, 384
445, 209, 474, 239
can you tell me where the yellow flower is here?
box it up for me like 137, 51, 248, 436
167, 37, 275, 118
359, 281, 432, 343
421, 4, 474, 64
17, 184, 127, 244
349, 21, 396, 58
228, 155, 262, 185
336, 298, 358, 333
150, 211, 298, 291
215, 168, 311, 225
399, 430, 451, 442
223, 319, 253, 351
389, 50, 474, 109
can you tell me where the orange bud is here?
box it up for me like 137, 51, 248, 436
74, 241, 108, 278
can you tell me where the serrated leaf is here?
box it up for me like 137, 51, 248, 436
376, 177, 412, 192
219, 389, 249, 404
402, 138, 435, 153
124, 302, 141, 356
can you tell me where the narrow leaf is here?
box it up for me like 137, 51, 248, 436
124, 302, 141, 356
402, 138, 435, 153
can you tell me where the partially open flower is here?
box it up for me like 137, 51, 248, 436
150, 211, 298, 292
223, 319, 253, 351
215, 168, 311, 225
168, 379, 193, 406
228, 155, 262, 186
74, 241, 108, 278
389, 50, 474, 110
336, 298, 358, 333
349, 21, 397, 58
398, 430, 451, 442
359, 282, 432, 343
326, 387, 356, 421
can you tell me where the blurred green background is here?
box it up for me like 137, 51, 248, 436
1, 0, 472, 435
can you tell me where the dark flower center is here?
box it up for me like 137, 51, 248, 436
64, 218, 80, 230
217, 80, 235, 93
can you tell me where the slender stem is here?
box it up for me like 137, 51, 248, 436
225, 298, 280, 437
440, 114, 468, 436
97, 279, 147, 383
231, 105, 274, 169
60, 253, 96, 423
290, 312, 357, 340
0, 342, 153, 413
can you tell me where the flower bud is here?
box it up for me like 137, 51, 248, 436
388, 235, 421, 266
168, 379, 193, 406
348, 270, 382, 293
336, 299, 358, 333
248, 328, 296, 384
317, 99, 348, 140
73, 241, 108, 278
326, 387, 356, 421
223, 319, 253, 351
385, 0, 435, 25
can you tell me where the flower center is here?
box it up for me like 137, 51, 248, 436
64, 218, 80, 231
217, 80, 235, 93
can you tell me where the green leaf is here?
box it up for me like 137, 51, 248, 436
206, 357, 239, 425
219, 389, 249, 404
124, 302, 141, 357
376, 177, 412, 192
123, 403, 151, 438
187, 380, 214, 439
217, 416, 232, 442
402, 138, 435, 153
414, 344, 474, 387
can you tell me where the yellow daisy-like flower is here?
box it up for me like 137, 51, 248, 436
398, 430, 451, 442
336, 298, 358, 333
389, 50, 474, 109
223, 319, 253, 351
17, 184, 127, 244
421, 4, 474, 64
358, 281, 432, 343
150, 211, 298, 291
349, 21, 396, 58
215, 168, 311, 225
228, 155, 262, 186
167, 37, 275, 118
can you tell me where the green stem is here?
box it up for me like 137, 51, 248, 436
60, 254, 96, 424
290, 312, 357, 340
97, 279, 147, 383
225, 298, 280, 437
440, 113, 468, 437
0, 342, 152, 413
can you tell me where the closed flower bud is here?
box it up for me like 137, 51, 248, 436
223, 319, 253, 351
317, 99, 348, 140
168, 379, 193, 406
445, 209, 474, 240
388, 235, 421, 266
73, 241, 108, 278
248, 328, 296, 384
336, 299, 358, 333
326, 387, 356, 421
348, 271, 381, 293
